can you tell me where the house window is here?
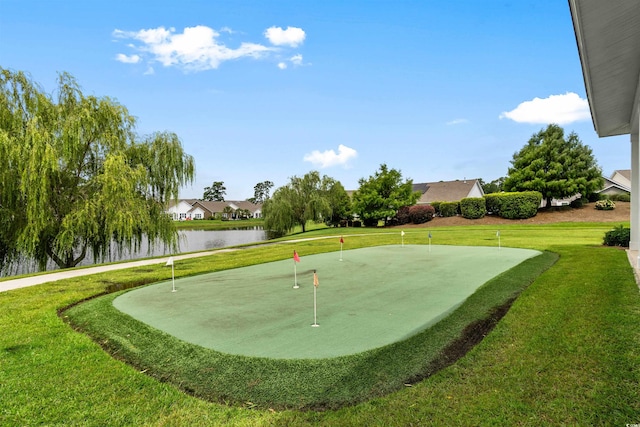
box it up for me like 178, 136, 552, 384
179, 213, 186, 220
195, 213, 202, 219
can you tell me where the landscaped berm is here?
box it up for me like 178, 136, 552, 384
67, 244, 551, 409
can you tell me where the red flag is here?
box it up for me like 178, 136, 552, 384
340, 236, 344, 244
293, 250, 300, 263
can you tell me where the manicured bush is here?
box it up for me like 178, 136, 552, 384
570, 197, 587, 208
394, 206, 411, 225
430, 201, 442, 216
595, 199, 616, 210
603, 225, 630, 247
408, 204, 435, 224
484, 193, 502, 215
498, 191, 541, 219
610, 193, 630, 202
439, 201, 459, 217
460, 197, 486, 219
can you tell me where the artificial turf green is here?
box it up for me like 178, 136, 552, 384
66, 248, 556, 409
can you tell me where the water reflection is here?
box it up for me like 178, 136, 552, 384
1, 228, 267, 277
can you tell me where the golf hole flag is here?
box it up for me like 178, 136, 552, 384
340, 236, 344, 244
293, 251, 301, 288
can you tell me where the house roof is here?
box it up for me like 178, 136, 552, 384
413, 179, 482, 203
612, 169, 631, 181
600, 177, 631, 193
569, 0, 640, 137
190, 200, 262, 214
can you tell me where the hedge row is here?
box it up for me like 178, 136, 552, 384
429, 191, 542, 220
483, 191, 541, 219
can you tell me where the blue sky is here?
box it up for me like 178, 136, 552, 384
0, 0, 630, 200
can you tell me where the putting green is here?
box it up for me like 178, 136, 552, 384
113, 245, 540, 359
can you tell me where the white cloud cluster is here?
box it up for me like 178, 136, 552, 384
264, 26, 306, 47
499, 92, 590, 125
113, 25, 306, 72
303, 144, 358, 168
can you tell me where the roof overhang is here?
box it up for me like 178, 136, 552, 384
569, 0, 640, 137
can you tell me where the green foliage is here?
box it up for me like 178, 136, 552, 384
603, 225, 630, 247
262, 171, 332, 234
0, 68, 194, 270
408, 204, 435, 224
352, 164, 420, 226
480, 177, 505, 194
247, 180, 273, 204
202, 181, 226, 201
595, 199, 616, 210
439, 201, 459, 217
503, 124, 604, 208
430, 201, 442, 215
323, 177, 352, 227
570, 197, 587, 208
498, 191, 542, 219
484, 193, 502, 215
460, 197, 487, 219
610, 193, 630, 202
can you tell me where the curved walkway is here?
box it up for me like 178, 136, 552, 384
0, 232, 397, 293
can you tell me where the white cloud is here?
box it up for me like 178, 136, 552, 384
112, 25, 304, 72
264, 26, 306, 47
499, 92, 591, 125
290, 54, 303, 66
446, 118, 469, 125
115, 53, 141, 64
303, 144, 358, 168
277, 62, 287, 70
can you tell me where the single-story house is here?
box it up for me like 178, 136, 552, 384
167, 199, 262, 220
413, 179, 485, 204
597, 169, 631, 198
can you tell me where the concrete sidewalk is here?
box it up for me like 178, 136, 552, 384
0, 249, 237, 293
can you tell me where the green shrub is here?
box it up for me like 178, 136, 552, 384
439, 201, 459, 217
610, 193, 630, 202
460, 197, 486, 219
570, 197, 587, 208
603, 225, 630, 247
430, 201, 442, 216
484, 193, 502, 215
408, 204, 435, 224
595, 199, 616, 210
499, 191, 541, 219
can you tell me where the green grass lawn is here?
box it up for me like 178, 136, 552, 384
2, 222, 639, 425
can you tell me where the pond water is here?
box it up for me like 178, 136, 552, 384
1, 228, 268, 277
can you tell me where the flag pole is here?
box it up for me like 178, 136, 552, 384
312, 270, 319, 327
339, 236, 344, 261
166, 256, 176, 292
171, 263, 176, 292
497, 230, 501, 250
293, 250, 300, 288
401, 230, 405, 247
428, 231, 432, 253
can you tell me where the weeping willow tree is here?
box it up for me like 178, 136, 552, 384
263, 171, 332, 236
0, 68, 195, 270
